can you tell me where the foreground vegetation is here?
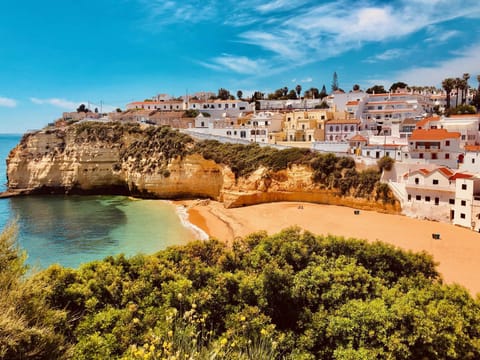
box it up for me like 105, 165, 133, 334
2, 224, 480, 359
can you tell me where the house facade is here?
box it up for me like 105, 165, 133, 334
407, 128, 462, 168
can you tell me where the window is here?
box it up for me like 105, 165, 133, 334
432, 153, 437, 160
460, 213, 466, 219
240, 131, 246, 138
416, 195, 421, 201
445, 153, 450, 159
473, 159, 476, 164
366, 151, 370, 156
462, 184, 467, 190
336, 126, 340, 132
344, 126, 348, 132
419, 153, 424, 159
425, 196, 430, 202
462, 135, 466, 140
445, 140, 450, 146
461, 200, 466, 206
408, 194, 411, 201
435, 197, 439, 205
415, 178, 419, 184
449, 199, 455, 205
433, 179, 439, 185
329, 126, 333, 132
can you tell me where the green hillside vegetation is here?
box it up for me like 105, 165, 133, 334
2, 225, 480, 359
62, 123, 396, 203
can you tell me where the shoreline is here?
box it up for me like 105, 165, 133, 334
178, 199, 480, 296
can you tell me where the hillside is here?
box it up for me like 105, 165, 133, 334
6, 122, 399, 212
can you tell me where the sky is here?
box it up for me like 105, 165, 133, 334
0, 0, 479, 133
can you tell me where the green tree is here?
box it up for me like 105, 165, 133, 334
295, 84, 302, 98
236, 90, 243, 100
366, 85, 386, 94
332, 72, 339, 92
389, 81, 408, 92
352, 84, 360, 91
442, 78, 455, 109
462, 73, 470, 104
217, 88, 230, 100
287, 89, 298, 99
76, 104, 89, 113
0, 223, 70, 359
319, 85, 328, 99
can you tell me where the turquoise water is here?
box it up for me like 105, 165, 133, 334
0, 134, 197, 269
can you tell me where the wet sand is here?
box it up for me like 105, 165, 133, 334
181, 200, 480, 296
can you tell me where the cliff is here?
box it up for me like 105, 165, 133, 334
6, 123, 400, 213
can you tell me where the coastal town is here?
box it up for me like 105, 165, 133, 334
56, 75, 480, 232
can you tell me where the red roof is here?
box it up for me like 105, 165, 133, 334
410, 128, 460, 140
465, 145, 480, 152
346, 100, 359, 106
437, 167, 454, 177
349, 134, 367, 142
449, 172, 474, 180
415, 116, 440, 128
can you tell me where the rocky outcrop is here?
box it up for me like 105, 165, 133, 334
6, 123, 400, 213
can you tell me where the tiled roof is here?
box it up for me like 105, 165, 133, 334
349, 134, 367, 142
449, 172, 474, 180
415, 116, 440, 128
465, 145, 480, 152
410, 128, 460, 140
346, 100, 359, 105
437, 167, 454, 177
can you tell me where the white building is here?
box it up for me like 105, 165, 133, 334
407, 128, 462, 168
453, 175, 480, 231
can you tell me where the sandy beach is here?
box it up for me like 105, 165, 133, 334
181, 200, 480, 296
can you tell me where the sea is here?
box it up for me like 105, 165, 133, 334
0, 134, 207, 269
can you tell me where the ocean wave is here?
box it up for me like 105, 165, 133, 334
175, 204, 209, 241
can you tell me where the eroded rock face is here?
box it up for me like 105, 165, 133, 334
7, 124, 223, 199
6, 123, 399, 213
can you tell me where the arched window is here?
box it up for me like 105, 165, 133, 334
350, 125, 354, 131
336, 126, 340, 132
344, 126, 348, 132
330, 126, 333, 132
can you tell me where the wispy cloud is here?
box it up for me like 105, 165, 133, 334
301, 77, 313, 83
136, 0, 480, 74
30, 97, 83, 110
425, 29, 460, 43
394, 43, 480, 86
0, 96, 17, 108
198, 54, 267, 74
365, 49, 406, 63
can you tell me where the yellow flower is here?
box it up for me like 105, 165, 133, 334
167, 330, 173, 338
260, 328, 268, 336
240, 315, 246, 322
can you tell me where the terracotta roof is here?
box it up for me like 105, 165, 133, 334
410, 128, 460, 140
449, 172, 474, 180
346, 100, 359, 105
465, 145, 480, 152
409, 167, 453, 178
415, 116, 440, 128
349, 134, 367, 142
437, 167, 454, 177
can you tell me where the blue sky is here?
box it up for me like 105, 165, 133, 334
0, 0, 479, 133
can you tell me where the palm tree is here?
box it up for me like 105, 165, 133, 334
454, 77, 462, 107
295, 84, 302, 99
442, 78, 455, 110
462, 73, 470, 104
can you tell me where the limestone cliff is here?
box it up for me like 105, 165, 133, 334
6, 123, 400, 213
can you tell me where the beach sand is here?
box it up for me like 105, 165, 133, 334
180, 200, 480, 296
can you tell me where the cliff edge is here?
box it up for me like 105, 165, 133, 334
6, 122, 400, 213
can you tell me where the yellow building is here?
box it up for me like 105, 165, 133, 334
283, 109, 334, 142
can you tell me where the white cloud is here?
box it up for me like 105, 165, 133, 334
425, 30, 460, 43
0, 96, 17, 108
199, 54, 267, 74
301, 77, 313, 83
394, 43, 480, 86
365, 48, 406, 63
30, 97, 84, 110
